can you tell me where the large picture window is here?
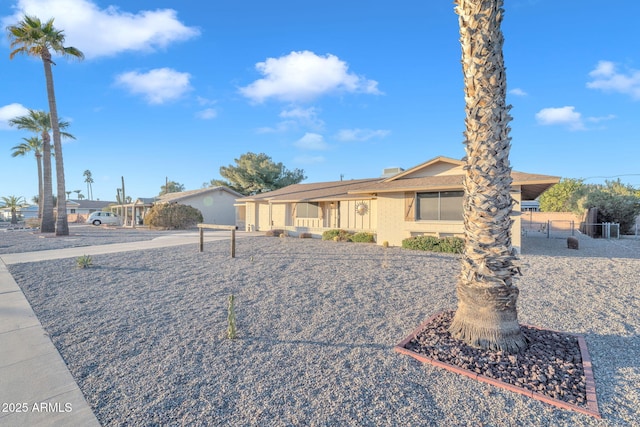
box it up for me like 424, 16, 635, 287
417, 191, 463, 221
296, 202, 319, 218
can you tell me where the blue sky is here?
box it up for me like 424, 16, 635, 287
1, 0, 639, 202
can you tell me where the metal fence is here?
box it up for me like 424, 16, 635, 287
522, 220, 622, 239
580, 222, 620, 239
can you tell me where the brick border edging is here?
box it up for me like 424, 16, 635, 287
394, 311, 601, 419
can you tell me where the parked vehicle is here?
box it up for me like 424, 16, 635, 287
86, 211, 120, 226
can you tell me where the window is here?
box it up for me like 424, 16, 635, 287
417, 191, 463, 221
296, 202, 319, 218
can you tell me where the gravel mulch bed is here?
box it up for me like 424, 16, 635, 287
0, 224, 171, 254
404, 311, 589, 407
5, 233, 640, 426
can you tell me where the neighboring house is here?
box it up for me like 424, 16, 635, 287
155, 186, 244, 226
0, 205, 38, 221
66, 199, 116, 216
66, 199, 117, 223
237, 156, 560, 251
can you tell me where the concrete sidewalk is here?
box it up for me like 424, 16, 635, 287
0, 231, 251, 426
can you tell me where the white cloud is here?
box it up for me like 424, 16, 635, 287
114, 68, 192, 104
509, 88, 528, 96
3, 0, 200, 59
586, 114, 616, 124
335, 128, 390, 142
239, 50, 382, 103
587, 60, 640, 100
0, 103, 30, 129
535, 106, 584, 130
196, 108, 217, 120
294, 132, 328, 150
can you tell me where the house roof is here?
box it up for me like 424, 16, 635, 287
156, 186, 244, 203
351, 171, 560, 200
237, 156, 560, 203
68, 199, 117, 209
236, 179, 381, 203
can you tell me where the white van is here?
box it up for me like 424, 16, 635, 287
86, 211, 120, 226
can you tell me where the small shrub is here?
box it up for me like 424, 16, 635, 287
323, 229, 352, 242
76, 254, 93, 269
351, 232, 375, 243
265, 229, 284, 237
299, 232, 312, 239
402, 235, 465, 254
227, 294, 237, 339
145, 203, 203, 229
279, 232, 287, 238
382, 240, 389, 248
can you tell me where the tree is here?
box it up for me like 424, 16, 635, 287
208, 152, 306, 195
584, 180, 640, 234
11, 136, 45, 218
7, 15, 85, 236
448, 0, 527, 353
83, 170, 94, 200
538, 178, 586, 213
73, 189, 84, 199
159, 180, 186, 196
8, 109, 74, 232
1, 195, 26, 224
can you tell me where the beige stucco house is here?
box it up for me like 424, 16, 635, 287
155, 186, 243, 226
236, 156, 560, 251
113, 187, 243, 227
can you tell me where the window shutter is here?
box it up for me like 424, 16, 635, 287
405, 192, 415, 221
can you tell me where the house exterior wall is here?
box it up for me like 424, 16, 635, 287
258, 203, 271, 230
375, 187, 523, 252
338, 199, 376, 231
180, 190, 237, 225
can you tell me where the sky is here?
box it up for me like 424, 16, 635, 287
1, 0, 639, 202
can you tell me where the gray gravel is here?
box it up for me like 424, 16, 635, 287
5, 229, 640, 426
0, 224, 167, 254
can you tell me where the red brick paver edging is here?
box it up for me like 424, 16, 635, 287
395, 312, 601, 419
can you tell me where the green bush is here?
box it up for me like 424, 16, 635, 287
322, 229, 352, 242
402, 235, 465, 253
351, 232, 375, 243
145, 203, 203, 229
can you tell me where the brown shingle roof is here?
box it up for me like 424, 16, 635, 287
236, 178, 381, 202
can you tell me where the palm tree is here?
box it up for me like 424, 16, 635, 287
7, 15, 85, 236
83, 170, 93, 200
11, 136, 44, 218
9, 109, 75, 232
448, 0, 527, 353
1, 196, 26, 225
74, 190, 83, 199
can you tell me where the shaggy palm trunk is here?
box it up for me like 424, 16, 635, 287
448, 0, 527, 353
42, 49, 69, 236
36, 152, 43, 219
40, 131, 55, 232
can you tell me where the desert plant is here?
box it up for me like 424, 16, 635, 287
299, 232, 312, 239
279, 232, 287, 238
322, 229, 352, 242
265, 229, 284, 237
144, 203, 203, 229
402, 235, 464, 254
227, 294, 237, 339
382, 240, 389, 248
351, 232, 375, 243
76, 254, 92, 268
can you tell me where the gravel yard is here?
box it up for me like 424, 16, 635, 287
4, 228, 639, 426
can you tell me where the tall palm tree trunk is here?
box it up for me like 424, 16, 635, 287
448, 0, 527, 353
36, 152, 44, 219
42, 49, 69, 236
40, 132, 55, 232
